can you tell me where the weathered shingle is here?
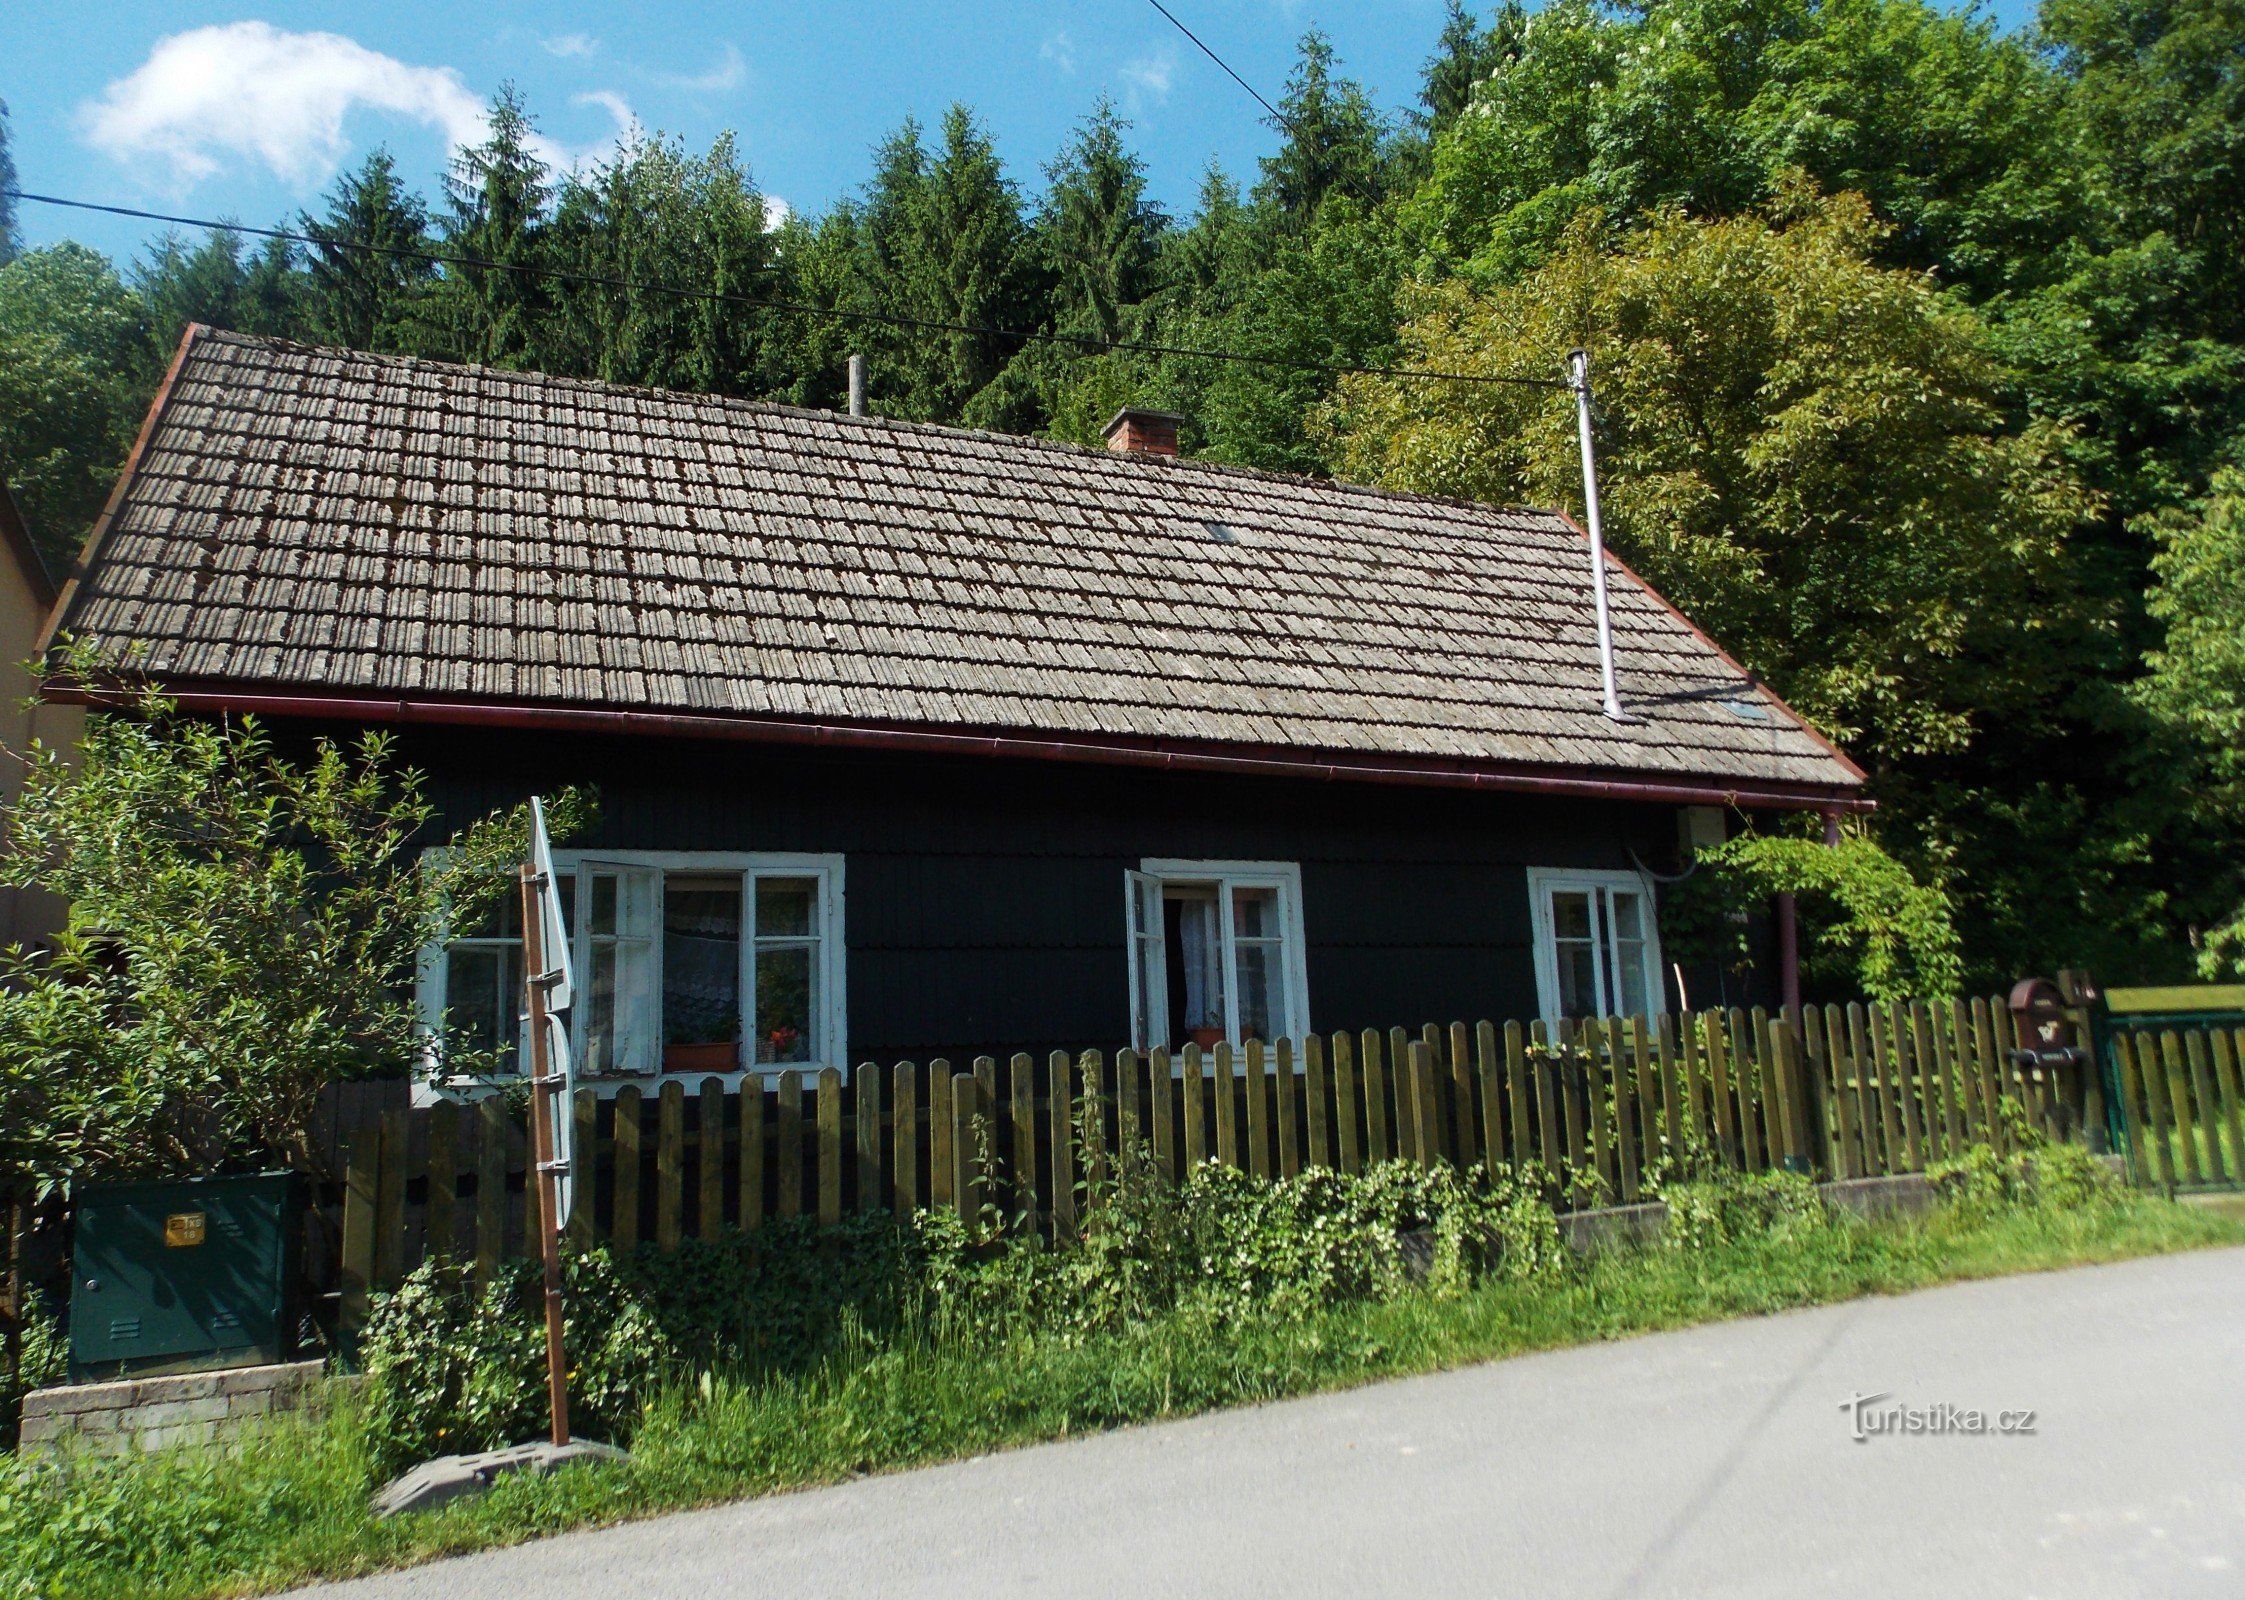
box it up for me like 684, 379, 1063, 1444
56, 330, 1862, 793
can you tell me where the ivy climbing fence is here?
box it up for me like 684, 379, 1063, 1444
318, 994, 2099, 1344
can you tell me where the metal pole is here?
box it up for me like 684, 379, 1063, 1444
1568, 348, 1626, 722
847, 353, 866, 418
518, 863, 570, 1449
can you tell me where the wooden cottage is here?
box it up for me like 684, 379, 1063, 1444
42, 326, 1866, 1088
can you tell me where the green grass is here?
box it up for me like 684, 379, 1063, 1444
6, 1192, 2242, 1600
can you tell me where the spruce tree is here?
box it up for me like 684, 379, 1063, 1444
301, 150, 435, 352
437, 87, 552, 369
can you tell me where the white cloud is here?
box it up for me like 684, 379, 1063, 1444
652, 43, 745, 94
82, 22, 489, 187
1120, 50, 1176, 107
542, 33, 599, 59
80, 23, 634, 190
761, 195, 791, 229
573, 89, 640, 139
1040, 31, 1078, 75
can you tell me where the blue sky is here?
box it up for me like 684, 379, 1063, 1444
4, 1, 2040, 269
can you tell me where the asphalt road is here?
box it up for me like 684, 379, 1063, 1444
298, 1247, 2245, 1600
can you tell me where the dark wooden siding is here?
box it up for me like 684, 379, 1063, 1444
326, 724, 1695, 1063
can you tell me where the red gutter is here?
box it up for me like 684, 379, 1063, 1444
48, 681, 1876, 813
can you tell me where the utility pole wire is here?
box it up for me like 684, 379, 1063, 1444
4, 188, 1571, 392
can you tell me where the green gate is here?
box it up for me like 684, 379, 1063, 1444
2099, 985, 2245, 1192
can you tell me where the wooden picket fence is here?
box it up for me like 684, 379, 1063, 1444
325, 993, 2093, 1341
2107, 1022, 2245, 1192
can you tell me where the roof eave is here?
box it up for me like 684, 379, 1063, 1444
41, 677, 1875, 814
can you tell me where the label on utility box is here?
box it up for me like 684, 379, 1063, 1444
163, 1211, 207, 1247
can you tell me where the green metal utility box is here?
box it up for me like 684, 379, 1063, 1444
69, 1172, 299, 1381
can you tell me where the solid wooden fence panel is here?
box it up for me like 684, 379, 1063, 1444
1276, 1037, 1301, 1178
928, 1061, 954, 1210
700, 1078, 726, 1240
891, 1063, 917, 1220
425, 1100, 458, 1262
1150, 1046, 1176, 1180
1182, 1043, 1208, 1167
1333, 1032, 1362, 1174
1304, 1034, 1332, 1170
1213, 1044, 1240, 1169
339, 1129, 377, 1342
1246, 1039, 1272, 1180
478, 1096, 511, 1276
740, 1081, 766, 1230
1050, 1052, 1077, 1239
657, 1080, 685, 1251
858, 1065, 883, 1216
1413, 1025, 1442, 1164
817, 1069, 843, 1226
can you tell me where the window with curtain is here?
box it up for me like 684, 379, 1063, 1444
1126, 862, 1309, 1054
418, 853, 844, 1083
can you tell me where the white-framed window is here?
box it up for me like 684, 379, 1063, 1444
418, 851, 845, 1086
1528, 868, 1665, 1023
1126, 859, 1310, 1053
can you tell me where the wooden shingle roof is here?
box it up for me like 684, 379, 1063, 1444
51, 328, 1864, 803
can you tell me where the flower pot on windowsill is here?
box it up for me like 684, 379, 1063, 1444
663, 1041, 739, 1074
1186, 1026, 1227, 1051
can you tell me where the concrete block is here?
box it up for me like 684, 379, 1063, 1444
152, 1373, 222, 1403
136, 1421, 219, 1453
132, 1396, 230, 1428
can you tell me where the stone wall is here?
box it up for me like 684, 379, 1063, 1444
18, 1360, 339, 1455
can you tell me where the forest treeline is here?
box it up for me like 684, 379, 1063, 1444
0, 0, 2241, 991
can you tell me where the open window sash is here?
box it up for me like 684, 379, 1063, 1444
573, 860, 660, 1075
1125, 869, 1168, 1054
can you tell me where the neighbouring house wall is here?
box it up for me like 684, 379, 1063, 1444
323, 723, 1701, 1064
0, 491, 79, 952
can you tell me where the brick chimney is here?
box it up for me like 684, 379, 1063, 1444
1103, 408, 1185, 457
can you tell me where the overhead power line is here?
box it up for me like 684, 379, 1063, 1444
4, 188, 1571, 392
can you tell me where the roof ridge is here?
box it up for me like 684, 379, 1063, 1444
187, 328, 1562, 527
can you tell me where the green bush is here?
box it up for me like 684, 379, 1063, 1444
1660, 1168, 1828, 1251
1929, 1103, 2120, 1218
359, 1249, 671, 1476
0, 1293, 66, 1452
